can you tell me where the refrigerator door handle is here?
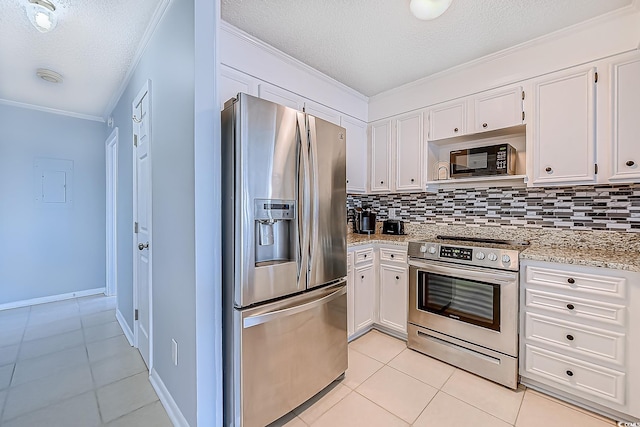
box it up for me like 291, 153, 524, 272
243, 285, 346, 328
307, 115, 320, 278
297, 112, 311, 287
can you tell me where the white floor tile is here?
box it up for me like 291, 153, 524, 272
525, 389, 616, 424
294, 380, 351, 425
84, 320, 124, 344
2, 364, 93, 421
78, 295, 116, 315
1, 391, 101, 427
0, 364, 14, 390
27, 305, 80, 326
11, 345, 88, 386
387, 348, 456, 389
267, 410, 309, 427
0, 307, 30, 321
442, 368, 525, 424
91, 348, 146, 387
96, 371, 158, 423
104, 400, 173, 427
413, 391, 512, 427
0, 344, 19, 367
311, 391, 408, 427
29, 299, 78, 314
81, 309, 116, 328
23, 317, 81, 342
356, 365, 437, 424
0, 389, 7, 419
18, 329, 84, 360
86, 334, 134, 363
0, 326, 25, 347
349, 330, 406, 363
342, 348, 383, 389
516, 390, 616, 427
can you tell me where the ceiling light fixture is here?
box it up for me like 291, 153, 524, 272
36, 68, 63, 84
410, 0, 453, 20
26, 0, 57, 33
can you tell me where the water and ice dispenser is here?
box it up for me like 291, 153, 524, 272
254, 199, 296, 267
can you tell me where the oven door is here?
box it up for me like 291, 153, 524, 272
408, 259, 518, 356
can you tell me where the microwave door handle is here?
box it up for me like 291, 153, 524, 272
297, 112, 310, 289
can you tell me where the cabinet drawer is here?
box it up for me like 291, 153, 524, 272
525, 313, 625, 365
525, 266, 626, 299
525, 288, 626, 327
379, 248, 407, 263
354, 248, 374, 264
524, 344, 625, 405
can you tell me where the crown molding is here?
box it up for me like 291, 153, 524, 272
0, 98, 105, 122
372, 2, 640, 101
103, 0, 172, 119
220, 20, 369, 103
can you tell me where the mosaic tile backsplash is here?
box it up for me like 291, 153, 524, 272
347, 184, 640, 232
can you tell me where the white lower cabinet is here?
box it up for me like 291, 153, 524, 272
353, 260, 375, 332
378, 263, 408, 334
520, 260, 640, 420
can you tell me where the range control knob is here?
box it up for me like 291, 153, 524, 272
476, 252, 486, 260
428, 246, 437, 254
502, 254, 511, 263
487, 253, 498, 262
420, 245, 427, 253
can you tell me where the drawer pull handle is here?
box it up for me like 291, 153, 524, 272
390, 254, 394, 258
566, 334, 574, 341
567, 278, 575, 284
566, 304, 575, 310
545, 166, 552, 173
566, 370, 574, 377
361, 275, 365, 280
364, 254, 367, 258
395, 276, 400, 280
626, 160, 635, 167
454, 127, 459, 133
482, 123, 488, 128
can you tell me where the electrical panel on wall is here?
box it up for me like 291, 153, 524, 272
33, 158, 74, 207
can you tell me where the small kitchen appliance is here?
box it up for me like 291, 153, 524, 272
353, 206, 376, 234
450, 143, 516, 177
382, 219, 405, 235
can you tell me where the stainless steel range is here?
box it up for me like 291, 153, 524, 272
407, 235, 529, 389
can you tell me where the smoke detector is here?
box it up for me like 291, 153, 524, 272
36, 68, 63, 84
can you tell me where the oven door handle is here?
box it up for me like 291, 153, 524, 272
408, 259, 518, 284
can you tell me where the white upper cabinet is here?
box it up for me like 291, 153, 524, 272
428, 101, 466, 141
474, 87, 524, 133
342, 116, 368, 194
304, 100, 341, 125
395, 111, 424, 191
370, 120, 392, 193
532, 67, 597, 185
609, 54, 640, 182
218, 65, 258, 110
258, 82, 304, 110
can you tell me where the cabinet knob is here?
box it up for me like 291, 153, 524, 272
567, 278, 575, 284
390, 254, 394, 258
346, 179, 349, 183
380, 181, 384, 184
454, 127, 459, 133
411, 178, 415, 182
482, 123, 488, 128
626, 160, 635, 167
364, 254, 367, 258
395, 275, 400, 280
566, 303, 575, 310
361, 275, 364, 279
566, 370, 574, 377
566, 334, 575, 341
545, 167, 552, 173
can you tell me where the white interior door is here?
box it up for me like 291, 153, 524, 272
133, 81, 152, 369
106, 128, 118, 297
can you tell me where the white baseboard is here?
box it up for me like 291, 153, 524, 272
116, 308, 135, 346
149, 368, 190, 427
0, 287, 106, 311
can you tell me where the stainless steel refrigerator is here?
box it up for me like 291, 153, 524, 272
221, 93, 348, 427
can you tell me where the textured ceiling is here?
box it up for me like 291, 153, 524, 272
222, 0, 634, 97
0, 0, 162, 119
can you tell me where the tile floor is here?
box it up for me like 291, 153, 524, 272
0, 295, 171, 426
269, 330, 617, 427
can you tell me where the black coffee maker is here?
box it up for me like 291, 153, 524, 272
353, 206, 376, 234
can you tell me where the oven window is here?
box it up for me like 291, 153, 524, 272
417, 271, 500, 331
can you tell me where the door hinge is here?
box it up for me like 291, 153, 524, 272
595, 163, 598, 174
134, 135, 138, 147
522, 91, 525, 100
134, 222, 139, 233
595, 72, 598, 83
135, 309, 139, 321
522, 111, 525, 121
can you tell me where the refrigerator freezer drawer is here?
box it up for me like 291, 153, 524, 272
233, 283, 348, 427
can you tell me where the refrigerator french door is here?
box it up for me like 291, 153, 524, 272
222, 93, 347, 427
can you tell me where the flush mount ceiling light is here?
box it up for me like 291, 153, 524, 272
36, 68, 63, 84
410, 0, 453, 20
26, 0, 57, 33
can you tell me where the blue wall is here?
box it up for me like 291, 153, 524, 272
0, 104, 107, 305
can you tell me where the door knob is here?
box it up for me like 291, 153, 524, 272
138, 242, 149, 250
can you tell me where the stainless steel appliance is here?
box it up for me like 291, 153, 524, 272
222, 93, 348, 427
382, 219, 405, 235
407, 236, 528, 389
353, 206, 376, 234
450, 143, 516, 177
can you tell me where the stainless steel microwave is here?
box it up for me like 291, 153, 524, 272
450, 143, 516, 178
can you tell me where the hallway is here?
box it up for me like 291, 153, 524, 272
0, 295, 171, 426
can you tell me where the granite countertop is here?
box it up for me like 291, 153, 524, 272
347, 223, 640, 272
